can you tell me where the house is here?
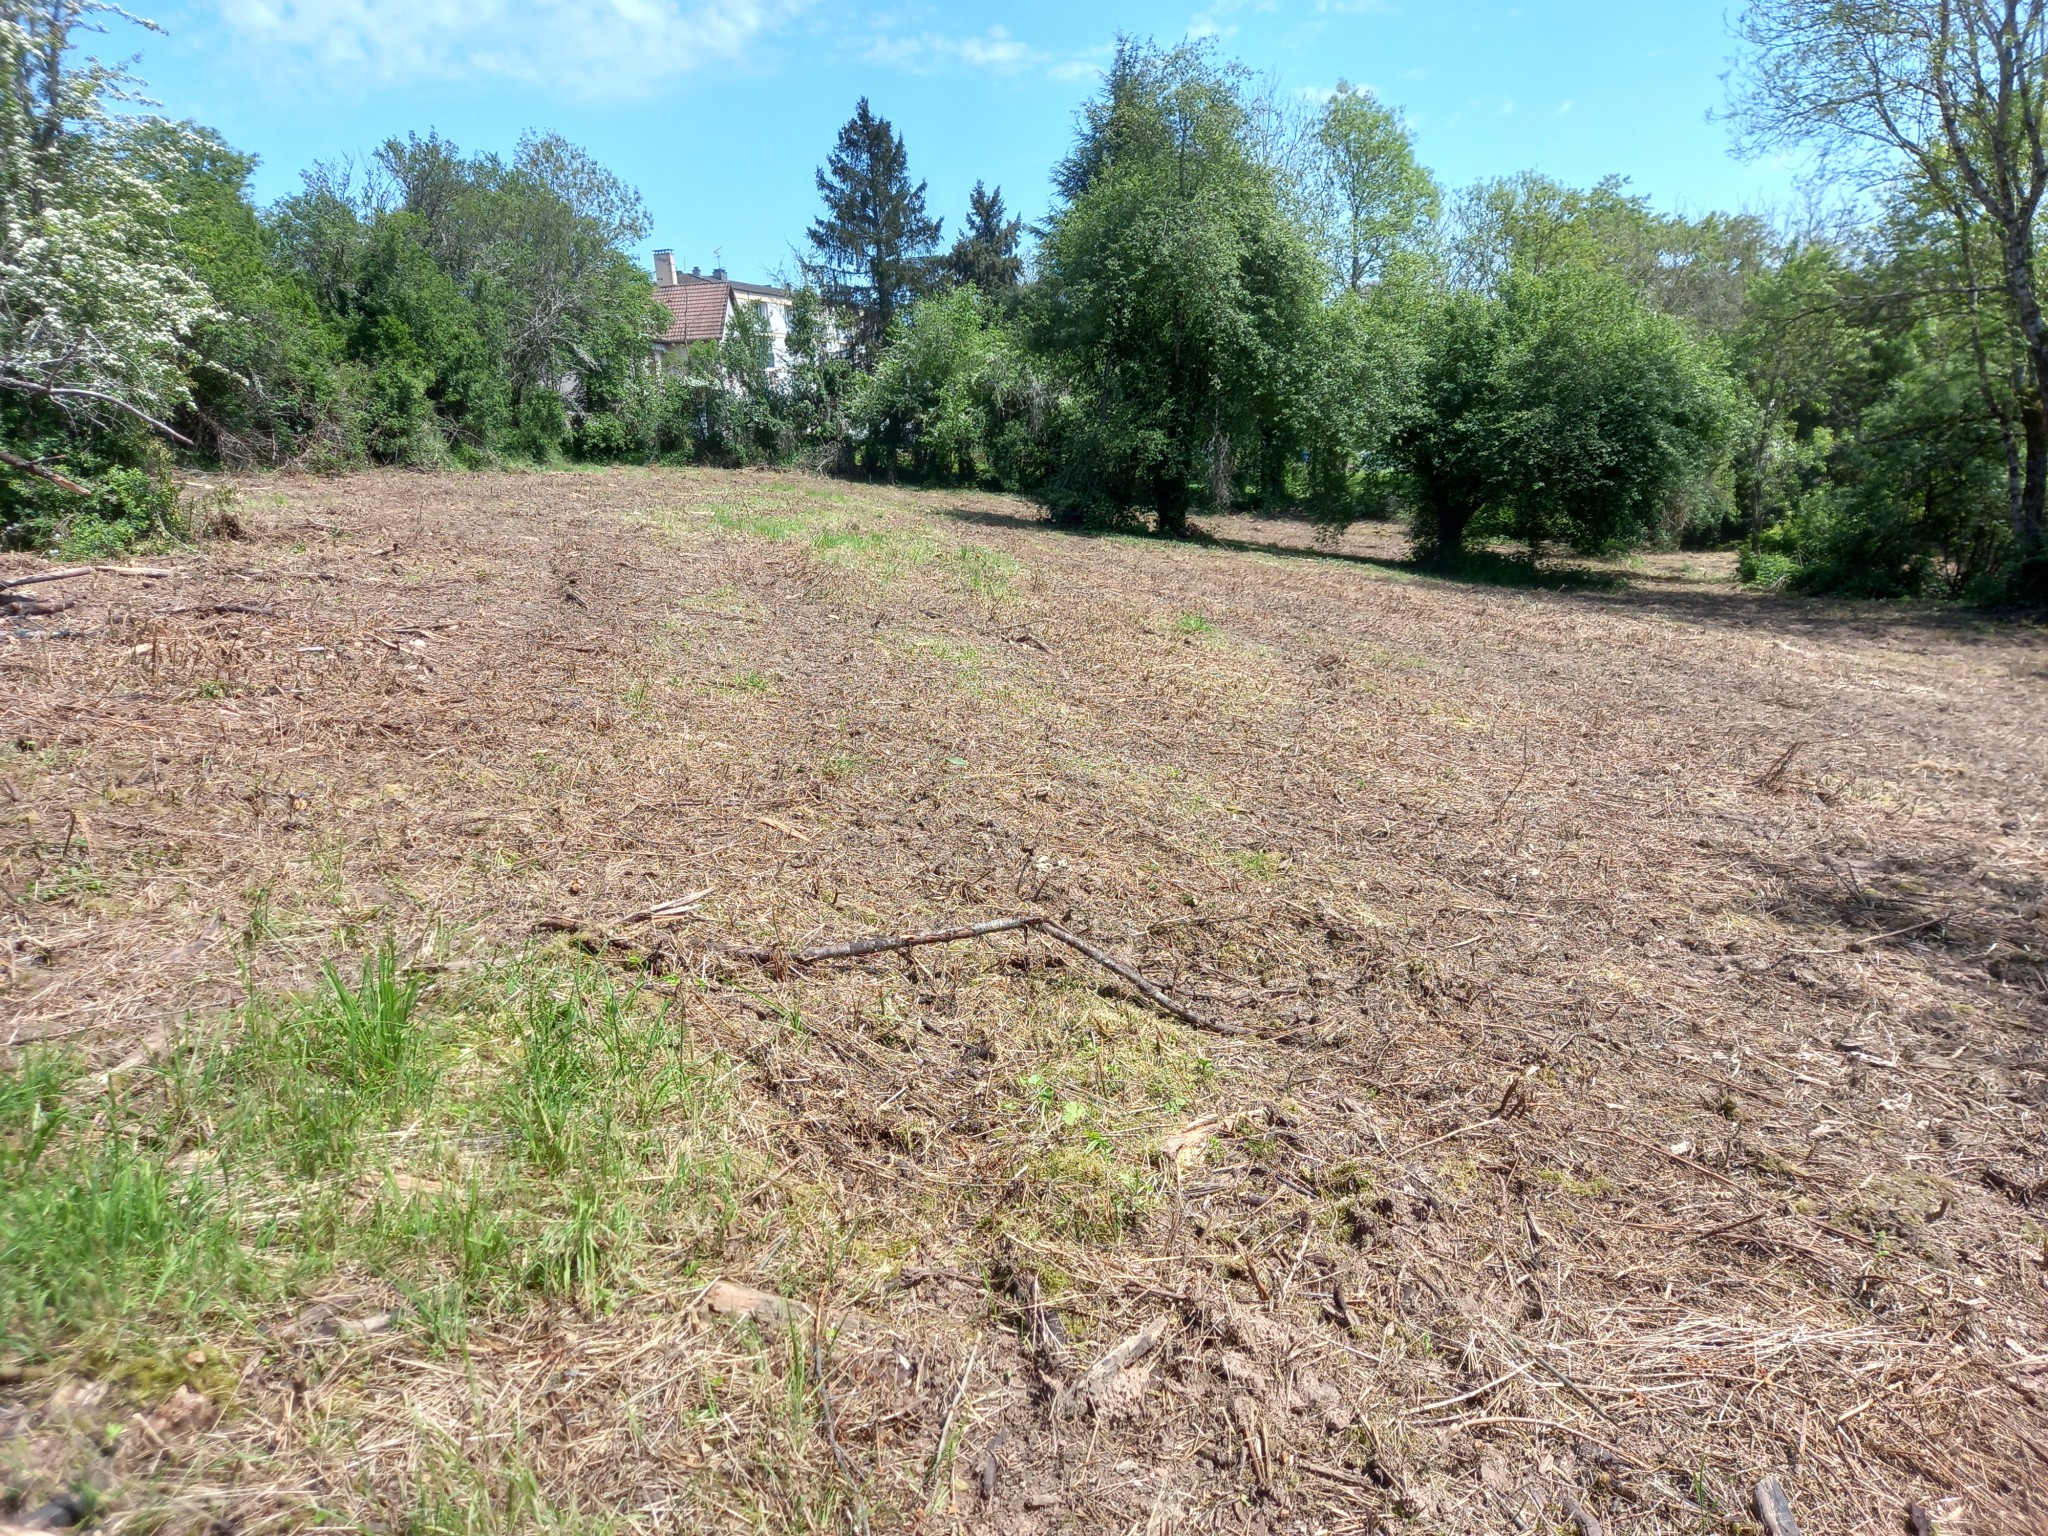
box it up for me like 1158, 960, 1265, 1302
651, 249, 795, 380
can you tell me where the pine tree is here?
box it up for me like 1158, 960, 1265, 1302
806, 99, 941, 361
943, 182, 1024, 296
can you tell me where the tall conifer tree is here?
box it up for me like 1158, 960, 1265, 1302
806, 99, 941, 361
944, 182, 1024, 296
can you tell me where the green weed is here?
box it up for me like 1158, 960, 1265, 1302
811, 525, 936, 576
0, 1049, 254, 1355
401, 1437, 619, 1536
29, 865, 107, 905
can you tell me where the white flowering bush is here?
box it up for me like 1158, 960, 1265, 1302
0, 1, 211, 504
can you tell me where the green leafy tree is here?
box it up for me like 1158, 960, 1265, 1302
144, 125, 354, 467
944, 181, 1025, 297
1400, 266, 1739, 559
1305, 82, 1440, 295
850, 286, 1037, 482
1285, 281, 1430, 521
375, 130, 662, 457
1725, 242, 1862, 543
1451, 173, 1775, 334
1034, 39, 1323, 533
1734, 198, 2024, 597
267, 130, 661, 463
807, 99, 942, 362
1732, 0, 2048, 566
1753, 330, 2012, 597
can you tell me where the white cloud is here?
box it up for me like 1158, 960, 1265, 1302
862, 23, 1046, 74
1555, 99, 1574, 116
1189, 0, 1277, 41
209, 0, 811, 97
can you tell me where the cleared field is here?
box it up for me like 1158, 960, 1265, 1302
2, 467, 2045, 1535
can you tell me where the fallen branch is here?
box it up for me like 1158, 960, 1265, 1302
1752, 740, 1805, 792
1414, 1414, 1647, 1471
1037, 920, 1249, 1035
0, 597, 73, 619
0, 450, 89, 495
1052, 1317, 1166, 1419
0, 377, 196, 447
1779, 911, 1951, 957
538, 908, 1261, 1039
1753, 1476, 1803, 1536
619, 887, 714, 925
715, 914, 1046, 966
719, 913, 1253, 1036
811, 1307, 872, 1536
3, 565, 175, 592
1560, 1492, 1604, 1536
0, 566, 94, 590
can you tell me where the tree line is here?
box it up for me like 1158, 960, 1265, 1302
3, 0, 2044, 601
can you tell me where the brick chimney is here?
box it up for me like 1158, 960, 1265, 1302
653, 249, 676, 286
713, 266, 727, 281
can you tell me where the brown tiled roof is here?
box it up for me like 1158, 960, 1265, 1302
656, 283, 732, 345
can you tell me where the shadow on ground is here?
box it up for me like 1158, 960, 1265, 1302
941, 502, 2045, 649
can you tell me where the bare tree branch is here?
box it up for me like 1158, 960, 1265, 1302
0, 377, 195, 446
0, 448, 88, 494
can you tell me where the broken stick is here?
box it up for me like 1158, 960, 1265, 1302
716, 914, 1045, 965
0, 565, 94, 590
0, 451, 89, 496
1037, 920, 1246, 1035
715, 913, 1253, 1038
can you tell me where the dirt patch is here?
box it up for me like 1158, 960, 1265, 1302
3, 468, 2045, 1534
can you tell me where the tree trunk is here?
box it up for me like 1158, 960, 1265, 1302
2022, 391, 2047, 552
2000, 233, 2048, 554
1431, 493, 1471, 562
1153, 464, 1188, 537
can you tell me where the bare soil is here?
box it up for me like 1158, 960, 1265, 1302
4, 467, 2047, 1534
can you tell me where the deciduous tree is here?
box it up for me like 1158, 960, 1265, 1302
0, 0, 210, 493
1399, 267, 1738, 559
1732, 0, 2048, 558
1304, 82, 1439, 295
1035, 40, 1322, 534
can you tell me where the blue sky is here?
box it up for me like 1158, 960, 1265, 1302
122, 0, 1801, 282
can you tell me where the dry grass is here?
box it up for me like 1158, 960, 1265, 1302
2, 466, 2046, 1535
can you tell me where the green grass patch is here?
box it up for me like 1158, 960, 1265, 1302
810, 523, 939, 577
0, 948, 749, 1367
949, 543, 1018, 600
710, 507, 816, 541
710, 669, 774, 695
